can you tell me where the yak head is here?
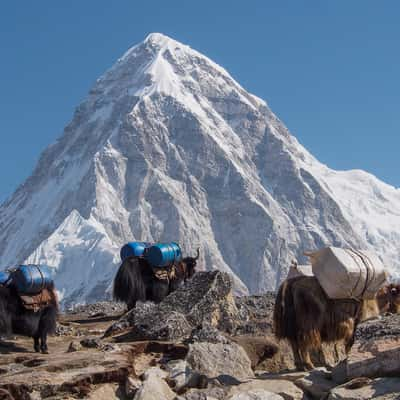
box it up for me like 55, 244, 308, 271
182, 248, 200, 279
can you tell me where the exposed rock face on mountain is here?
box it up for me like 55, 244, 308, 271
0, 32, 399, 304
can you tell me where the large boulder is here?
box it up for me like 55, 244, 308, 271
228, 390, 284, 400
327, 377, 400, 400
106, 272, 241, 341
228, 379, 304, 400
332, 314, 400, 381
186, 342, 254, 380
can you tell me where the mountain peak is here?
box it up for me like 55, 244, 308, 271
144, 32, 180, 48
1, 34, 400, 306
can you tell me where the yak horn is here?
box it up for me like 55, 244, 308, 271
194, 248, 200, 260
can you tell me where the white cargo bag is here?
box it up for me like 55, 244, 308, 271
305, 247, 387, 299
287, 261, 313, 280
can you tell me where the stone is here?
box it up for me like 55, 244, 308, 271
80, 336, 102, 348
125, 376, 141, 398
165, 359, 196, 392
228, 390, 284, 400
327, 377, 400, 400
66, 341, 82, 352
0, 345, 133, 398
141, 366, 169, 380
107, 272, 241, 341
331, 360, 347, 385
294, 368, 336, 400
228, 379, 304, 400
233, 336, 296, 374
179, 387, 228, 400
101, 343, 122, 352
87, 383, 120, 399
186, 342, 254, 380
346, 337, 400, 379
133, 373, 175, 400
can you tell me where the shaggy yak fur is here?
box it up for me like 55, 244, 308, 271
113, 249, 199, 310
273, 276, 381, 370
0, 284, 58, 353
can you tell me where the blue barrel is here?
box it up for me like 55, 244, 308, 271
120, 242, 152, 261
0, 271, 10, 286
145, 242, 182, 267
11, 265, 53, 294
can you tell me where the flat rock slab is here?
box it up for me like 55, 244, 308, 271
228, 379, 304, 400
294, 368, 336, 400
228, 390, 284, 400
347, 337, 400, 379
0, 345, 134, 398
328, 377, 400, 400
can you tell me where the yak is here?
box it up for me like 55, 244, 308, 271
0, 284, 58, 354
273, 276, 382, 370
113, 249, 199, 310
376, 283, 400, 314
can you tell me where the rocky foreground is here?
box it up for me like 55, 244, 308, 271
0, 271, 399, 400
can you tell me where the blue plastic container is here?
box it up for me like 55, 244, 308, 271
120, 242, 152, 261
10, 265, 53, 294
145, 242, 182, 267
0, 271, 10, 286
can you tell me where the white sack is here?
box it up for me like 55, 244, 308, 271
306, 247, 387, 299
287, 263, 313, 280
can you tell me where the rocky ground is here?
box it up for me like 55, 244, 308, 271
0, 271, 399, 400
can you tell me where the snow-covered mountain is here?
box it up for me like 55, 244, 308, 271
1, 33, 399, 305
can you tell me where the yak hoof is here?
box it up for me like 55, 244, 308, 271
34, 345, 40, 353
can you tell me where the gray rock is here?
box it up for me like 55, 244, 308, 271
179, 387, 228, 400
228, 390, 284, 400
133, 373, 175, 400
354, 313, 400, 341
346, 314, 400, 379
67, 340, 82, 352
107, 272, 240, 341
87, 383, 120, 399
80, 336, 102, 348
186, 341, 254, 381
294, 368, 336, 399
328, 377, 400, 400
165, 359, 208, 392
228, 379, 304, 400
125, 376, 141, 398
141, 366, 169, 380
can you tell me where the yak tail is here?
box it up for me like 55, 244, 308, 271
113, 257, 146, 310
273, 279, 297, 341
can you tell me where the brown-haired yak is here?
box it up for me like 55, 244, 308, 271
273, 276, 381, 370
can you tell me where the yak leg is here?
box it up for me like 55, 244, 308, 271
40, 330, 48, 354
290, 340, 314, 371
342, 318, 356, 354
298, 340, 315, 371
33, 336, 40, 353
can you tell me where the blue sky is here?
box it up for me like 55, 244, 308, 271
0, 1, 399, 203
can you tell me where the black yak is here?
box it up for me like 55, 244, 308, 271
273, 276, 381, 370
0, 284, 58, 354
113, 249, 199, 310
